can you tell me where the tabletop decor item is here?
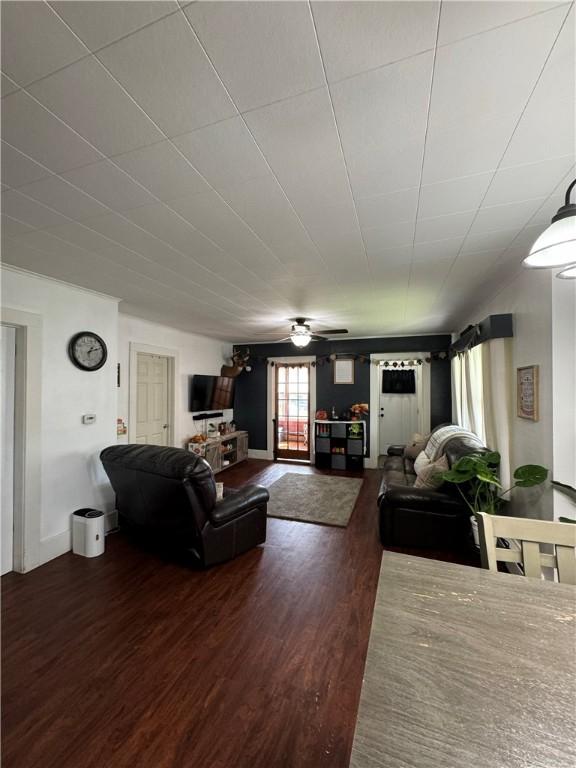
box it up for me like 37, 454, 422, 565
442, 452, 548, 546
350, 402, 369, 420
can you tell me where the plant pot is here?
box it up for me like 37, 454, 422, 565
470, 515, 480, 549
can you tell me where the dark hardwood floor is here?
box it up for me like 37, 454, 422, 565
2, 460, 478, 768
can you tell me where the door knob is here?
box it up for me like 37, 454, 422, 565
162, 424, 169, 429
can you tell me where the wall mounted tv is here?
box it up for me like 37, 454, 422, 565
189, 375, 236, 411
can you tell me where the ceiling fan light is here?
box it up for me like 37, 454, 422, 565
556, 263, 576, 280
290, 332, 310, 348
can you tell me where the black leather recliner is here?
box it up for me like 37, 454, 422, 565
100, 444, 269, 567
378, 433, 489, 551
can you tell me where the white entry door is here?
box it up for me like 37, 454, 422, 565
379, 367, 420, 455
1, 326, 16, 575
135, 353, 170, 445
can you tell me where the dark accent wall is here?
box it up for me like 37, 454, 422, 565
233, 335, 452, 455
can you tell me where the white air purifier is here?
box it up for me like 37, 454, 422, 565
72, 509, 105, 558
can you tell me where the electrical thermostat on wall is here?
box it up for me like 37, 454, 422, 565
82, 414, 96, 425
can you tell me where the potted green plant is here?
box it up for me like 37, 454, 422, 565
442, 452, 548, 547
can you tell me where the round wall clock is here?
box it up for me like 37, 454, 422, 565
68, 331, 108, 371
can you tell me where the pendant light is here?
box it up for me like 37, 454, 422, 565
523, 178, 576, 268
556, 263, 576, 279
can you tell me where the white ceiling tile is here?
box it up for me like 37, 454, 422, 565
163, 191, 287, 280
27, 57, 163, 156
363, 220, 415, 255
1, 188, 72, 230
185, 1, 324, 112
1, 73, 19, 97
16, 175, 109, 221
61, 159, 157, 212
1, 143, 52, 188
312, 1, 439, 82
366, 244, 413, 267
50, 1, 178, 51
44, 220, 120, 253
483, 155, 574, 208
357, 187, 418, 230
430, 8, 567, 133
243, 88, 360, 244
438, 1, 566, 45
1, 213, 35, 238
172, 116, 270, 194
461, 227, 520, 254
331, 52, 433, 198
413, 237, 464, 262
7, 228, 96, 260
312, 228, 366, 262
471, 197, 546, 234
1, 1, 87, 86
422, 109, 518, 185
219, 174, 319, 264
503, 95, 575, 170
419, 173, 492, 219
114, 140, 210, 201
415, 210, 475, 243
97, 11, 236, 137
1, 90, 103, 172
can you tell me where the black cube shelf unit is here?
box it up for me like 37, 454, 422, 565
314, 419, 365, 471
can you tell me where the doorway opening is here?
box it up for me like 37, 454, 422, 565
1, 325, 16, 575
275, 363, 310, 460
128, 343, 177, 447
368, 352, 431, 469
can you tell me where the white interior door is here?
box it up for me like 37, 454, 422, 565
135, 353, 170, 445
379, 367, 420, 455
1, 326, 16, 575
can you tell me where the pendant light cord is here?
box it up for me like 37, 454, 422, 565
565, 178, 576, 206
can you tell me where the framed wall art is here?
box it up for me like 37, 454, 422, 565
517, 365, 539, 421
334, 358, 354, 385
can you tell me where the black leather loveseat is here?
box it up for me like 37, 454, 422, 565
378, 431, 488, 550
100, 444, 269, 567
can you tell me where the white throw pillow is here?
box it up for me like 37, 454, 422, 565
414, 454, 449, 489
413, 450, 431, 474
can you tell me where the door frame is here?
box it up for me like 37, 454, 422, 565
1, 309, 43, 573
129, 342, 178, 447
267, 356, 316, 462
368, 352, 430, 469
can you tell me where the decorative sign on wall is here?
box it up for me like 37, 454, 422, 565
334, 358, 354, 384
517, 365, 539, 421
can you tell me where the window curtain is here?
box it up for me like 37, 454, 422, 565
452, 339, 513, 489
382, 369, 416, 394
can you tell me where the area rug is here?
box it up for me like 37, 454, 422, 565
267, 473, 363, 528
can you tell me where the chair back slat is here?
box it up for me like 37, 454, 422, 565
476, 512, 576, 584
556, 545, 576, 586
521, 540, 543, 579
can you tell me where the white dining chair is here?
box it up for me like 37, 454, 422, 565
476, 511, 576, 584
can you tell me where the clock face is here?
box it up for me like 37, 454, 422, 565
68, 332, 107, 371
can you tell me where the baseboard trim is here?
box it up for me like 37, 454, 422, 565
248, 449, 273, 460
36, 530, 71, 570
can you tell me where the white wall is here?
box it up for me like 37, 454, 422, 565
117, 314, 233, 448
1, 266, 119, 564
552, 278, 576, 522
458, 268, 554, 519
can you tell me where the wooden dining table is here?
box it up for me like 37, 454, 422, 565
350, 551, 576, 768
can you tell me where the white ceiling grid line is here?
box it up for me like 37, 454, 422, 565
430, 2, 574, 310
1, 1, 574, 339
178, 3, 347, 295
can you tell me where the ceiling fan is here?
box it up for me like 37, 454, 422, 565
276, 318, 349, 348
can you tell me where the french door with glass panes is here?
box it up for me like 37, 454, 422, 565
275, 363, 310, 460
